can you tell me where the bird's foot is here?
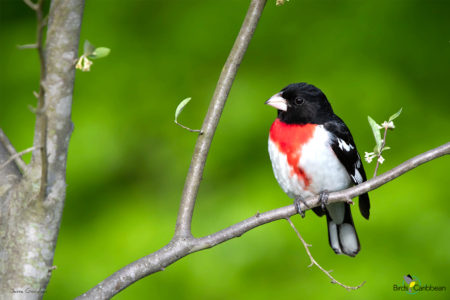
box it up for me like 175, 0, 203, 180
319, 190, 329, 211
294, 196, 307, 218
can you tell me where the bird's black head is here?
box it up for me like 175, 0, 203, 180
265, 82, 334, 124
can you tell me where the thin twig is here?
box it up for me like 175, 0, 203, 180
373, 125, 388, 177
174, 121, 203, 134
17, 43, 38, 49
0, 129, 28, 172
286, 217, 365, 291
23, 0, 38, 10
0, 147, 37, 171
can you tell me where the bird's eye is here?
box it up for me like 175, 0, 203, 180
295, 97, 304, 105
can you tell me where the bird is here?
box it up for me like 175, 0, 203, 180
265, 82, 370, 257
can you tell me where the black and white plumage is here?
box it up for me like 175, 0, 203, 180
266, 82, 370, 257
324, 116, 370, 219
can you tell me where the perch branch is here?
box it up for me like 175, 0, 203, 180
78, 142, 449, 299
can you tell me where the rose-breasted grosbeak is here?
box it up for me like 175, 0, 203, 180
265, 83, 370, 257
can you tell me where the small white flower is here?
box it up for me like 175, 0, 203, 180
365, 152, 375, 163
382, 120, 395, 129
377, 156, 385, 164
75, 56, 84, 70
75, 55, 93, 72
83, 57, 93, 71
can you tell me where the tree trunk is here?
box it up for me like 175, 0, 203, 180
0, 0, 84, 298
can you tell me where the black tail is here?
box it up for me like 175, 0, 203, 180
359, 192, 370, 220
326, 202, 360, 257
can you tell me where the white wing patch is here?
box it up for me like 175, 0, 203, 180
337, 138, 354, 152
351, 168, 363, 184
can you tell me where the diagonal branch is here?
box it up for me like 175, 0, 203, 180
174, 0, 267, 238
0, 129, 28, 172
0, 146, 37, 171
23, 0, 38, 10
78, 142, 449, 299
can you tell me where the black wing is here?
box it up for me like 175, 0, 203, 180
324, 115, 370, 219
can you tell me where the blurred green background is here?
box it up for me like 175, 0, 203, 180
1, 0, 449, 299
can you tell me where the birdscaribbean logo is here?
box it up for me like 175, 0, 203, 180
393, 274, 447, 294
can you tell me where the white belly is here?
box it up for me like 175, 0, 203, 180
268, 125, 351, 199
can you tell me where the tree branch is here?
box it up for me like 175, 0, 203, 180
174, 0, 267, 239
78, 142, 449, 299
0, 128, 28, 172
0, 146, 37, 172
23, 0, 38, 10
0, 131, 22, 202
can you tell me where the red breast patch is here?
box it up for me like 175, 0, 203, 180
269, 119, 316, 187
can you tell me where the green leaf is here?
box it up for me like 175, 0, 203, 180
84, 40, 95, 56
368, 116, 382, 149
389, 107, 402, 122
89, 47, 111, 59
175, 97, 192, 122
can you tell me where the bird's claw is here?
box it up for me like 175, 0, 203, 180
319, 190, 329, 211
294, 196, 306, 218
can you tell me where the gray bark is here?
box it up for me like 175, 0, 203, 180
0, 0, 84, 299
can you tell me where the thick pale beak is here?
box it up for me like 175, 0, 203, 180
264, 92, 287, 111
